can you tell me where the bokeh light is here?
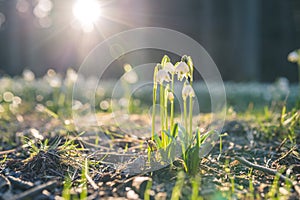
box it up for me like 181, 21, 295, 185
16, 0, 30, 13
72, 0, 101, 32
33, 0, 53, 18
32, 0, 53, 28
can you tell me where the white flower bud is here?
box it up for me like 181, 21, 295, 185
168, 91, 174, 101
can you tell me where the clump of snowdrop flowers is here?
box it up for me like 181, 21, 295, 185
151, 54, 196, 148
149, 55, 221, 175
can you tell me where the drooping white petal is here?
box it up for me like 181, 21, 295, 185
164, 62, 175, 74
175, 61, 189, 81
156, 69, 171, 84
182, 84, 195, 99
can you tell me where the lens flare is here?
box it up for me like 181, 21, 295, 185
73, 0, 101, 32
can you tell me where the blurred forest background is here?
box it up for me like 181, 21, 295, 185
0, 0, 299, 82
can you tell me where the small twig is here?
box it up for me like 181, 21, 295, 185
7, 176, 34, 190
0, 174, 11, 192
0, 144, 33, 155
49, 168, 65, 177
200, 164, 222, 176
86, 173, 99, 190
235, 156, 295, 185
0, 149, 17, 155
92, 151, 139, 157
10, 180, 57, 200
78, 139, 111, 151
276, 138, 287, 152
115, 175, 139, 190
273, 146, 297, 165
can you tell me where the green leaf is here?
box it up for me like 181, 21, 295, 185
185, 145, 200, 175
171, 123, 179, 138
196, 128, 201, 148
198, 130, 220, 158
200, 130, 216, 144
162, 130, 172, 138
187, 56, 194, 69
280, 105, 286, 126
153, 134, 162, 148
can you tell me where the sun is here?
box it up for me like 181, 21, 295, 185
72, 0, 101, 32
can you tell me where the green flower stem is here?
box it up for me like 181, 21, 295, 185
171, 73, 175, 92
170, 74, 175, 132
164, 86, 168, 132
183, 97, 188, 144
151, 83, 157, 140
160, 84, 164, 130
189, 96, 193, 140
152, 66, 158, 140
170, 100, 174, 132
189, 65, 194, 143
160, 83, 165, 146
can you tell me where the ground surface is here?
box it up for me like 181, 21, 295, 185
0, 107, 299, 200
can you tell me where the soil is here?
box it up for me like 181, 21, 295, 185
0, 112, 299, 200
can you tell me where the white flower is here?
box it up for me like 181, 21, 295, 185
182, 84, 195, 99
23, 69, 35, 81
65, 68, 78, 85
49, 76, 62, 88
287, 51, 299, 63
156, 69, 171, 84
164, 62, 175, 74
175, 61, 189, 81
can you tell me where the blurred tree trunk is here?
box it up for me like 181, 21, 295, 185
261, 0, 298, 82
231, 0, 260, 81
7, 0, 21, 75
